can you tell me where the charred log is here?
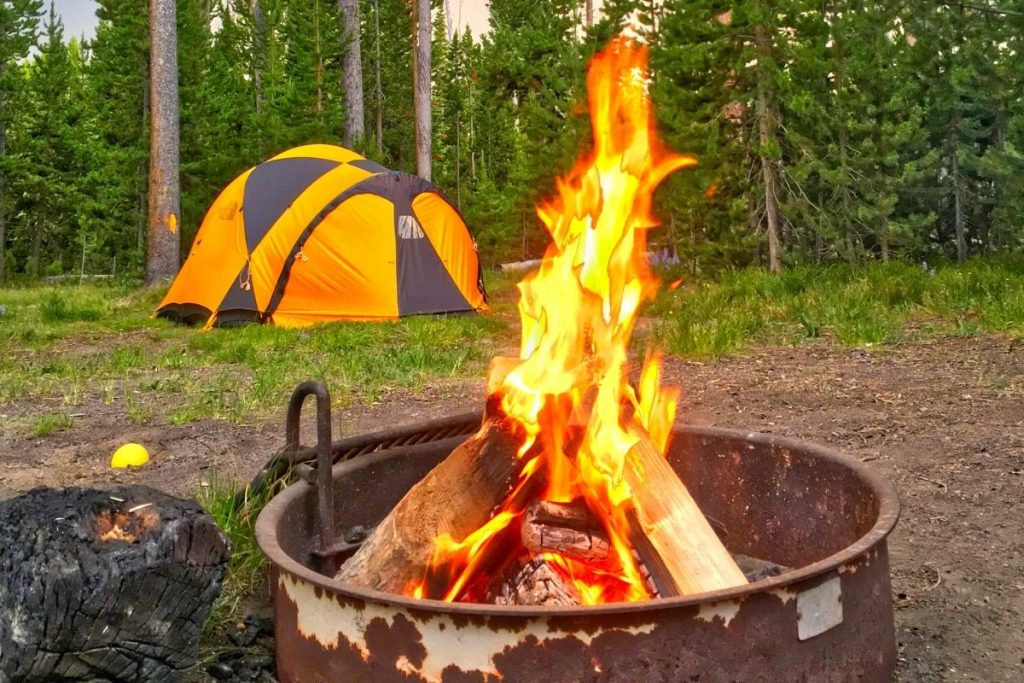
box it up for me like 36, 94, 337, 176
491, 557, 582, 607
521, 499, 610, 563
0, 486, 230, 682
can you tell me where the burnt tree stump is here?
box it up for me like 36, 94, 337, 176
0, 486, 231, 682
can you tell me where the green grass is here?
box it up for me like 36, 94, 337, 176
197, 473, 282, 626
29, 412, 74, 437
655, 258, 1024, 358
3, 259, 1022, 423
0, 281, 514, 423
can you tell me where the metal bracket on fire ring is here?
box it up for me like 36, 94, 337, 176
285, 381, 342, 562
796, 574, 844, 640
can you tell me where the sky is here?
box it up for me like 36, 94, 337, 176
52, 0, 498, 42
53, 0, 100, 42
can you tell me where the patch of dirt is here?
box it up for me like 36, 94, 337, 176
1, 334, 1021, 681
659, 335, 1024, 682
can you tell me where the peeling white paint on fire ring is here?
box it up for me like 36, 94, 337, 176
279, 574, 659, 681
695, 598, 744, 627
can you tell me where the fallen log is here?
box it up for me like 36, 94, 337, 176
624, 434, 748, 596
335, 412, 524, 595
0, 486, 230, 683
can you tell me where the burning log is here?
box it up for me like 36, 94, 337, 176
0, 486, 230, 682
335, 413, 524, 595
492, 557, 582, 607
521, 498, 610, 563
624, 435, 748, 596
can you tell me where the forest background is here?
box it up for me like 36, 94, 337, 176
0, 0, 1022, 282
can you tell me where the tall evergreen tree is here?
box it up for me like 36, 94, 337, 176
478, 0, 586, 258
653, 1, 788, 271
81, 0, 149, 275
9, 2, 82, 276
0, 0, 43, 281
361, 0, 414, 169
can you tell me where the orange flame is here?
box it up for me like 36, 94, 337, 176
409, 37, 694, 604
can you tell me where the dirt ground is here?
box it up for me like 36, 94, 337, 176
1, 334, 1021, 681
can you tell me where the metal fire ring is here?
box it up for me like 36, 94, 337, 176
256, 402, 901, 682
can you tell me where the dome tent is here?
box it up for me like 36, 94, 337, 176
156, 145, 487, 328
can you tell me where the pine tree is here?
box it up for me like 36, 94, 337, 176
0, 0, 43, 281
905, 3, 999, 262
280, 0, 345, 147
80, 0, 149, 275
478, 0, 586, 258
652, 1, 783, 272
976, 0, 1024, 253
783, 1, 930, 263
9, 2, 81, 276
360, 0, 414, 169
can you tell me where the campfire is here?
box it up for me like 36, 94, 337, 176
334, 38, 748, 605
255, 33, 901, 683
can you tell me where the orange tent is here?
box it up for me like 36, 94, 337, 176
156, 145, 487, 328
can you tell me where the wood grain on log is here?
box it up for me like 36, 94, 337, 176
624, 435, 748, 596
521, 499, 610, 562
491, 557, 582, 607
335, 419, 523, 595
0, 486, 230, 682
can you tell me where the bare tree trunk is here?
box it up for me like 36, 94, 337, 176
251, 0, 266, 113
952, 148, 966, 264
373, 0, 383, 156
147, 0, 181, 285
455, 118, 461, 208
315, 3, 323, 116
339, 0, 365, 147
880, 221, 890, 262
138, 52, 150, 255
754, 23, 782, 273
0, 111, 6, 284
413, 0, 431, 180
585, 0, 593, 27
30, 219, 42, 278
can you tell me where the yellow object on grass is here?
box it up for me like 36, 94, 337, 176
111, 443, 150, 468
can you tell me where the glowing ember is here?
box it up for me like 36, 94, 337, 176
409, 36, 696, 604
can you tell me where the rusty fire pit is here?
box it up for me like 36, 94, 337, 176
255, 385, 899, 683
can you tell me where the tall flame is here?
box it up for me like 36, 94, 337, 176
411, 37, 696, 604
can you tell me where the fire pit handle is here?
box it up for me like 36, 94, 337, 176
286, 381, 335, 556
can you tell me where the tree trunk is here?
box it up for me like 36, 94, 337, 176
339, 0, 365, 147
880, 221, 890, 262
251, 0, 266, 113
147, 0, 181, 285
950, 121, 966, 264
30, 218, 42, 278
315, 3, 323, 115
585, 0, 593, 27
373, 0, 384, 156
0, 113, 6, 284
413, 0, 432, 180
754, 23, 782, 273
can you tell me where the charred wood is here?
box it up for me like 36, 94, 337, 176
0, 486, 230, 682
